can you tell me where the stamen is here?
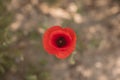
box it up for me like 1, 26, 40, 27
56, 37, 66, 48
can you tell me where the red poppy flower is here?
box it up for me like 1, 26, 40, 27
43, 26, 76, 59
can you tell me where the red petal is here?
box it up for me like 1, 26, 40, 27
64, 27, 76, 43
43, 26, 62, 54
55, 52, 71, 59
64, 27, 77, 50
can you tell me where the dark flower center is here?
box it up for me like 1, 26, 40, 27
56, 37, 67, 48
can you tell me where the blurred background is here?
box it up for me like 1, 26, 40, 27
0, 0, 120, 80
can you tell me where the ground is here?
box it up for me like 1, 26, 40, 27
0, 0, 120, 80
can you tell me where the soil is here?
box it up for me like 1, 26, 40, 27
4, 0, 120, 80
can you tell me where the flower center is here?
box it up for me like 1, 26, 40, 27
56, 37, 66, 48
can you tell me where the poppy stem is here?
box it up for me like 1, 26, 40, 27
69, 51, 76, 65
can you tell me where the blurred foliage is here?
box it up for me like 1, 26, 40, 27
0, 0, 13, 45
25, 61, 51, 80
0, 0, 15, 78
27, 31, 41, 40
0, 1, 51, 79
43, 0, 59, 5
0, 52, 14, 76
